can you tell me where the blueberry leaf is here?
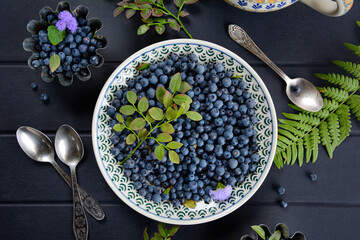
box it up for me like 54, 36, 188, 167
130, 118, 146, 131
138, 128, 148, 139
125, 9, 136, 19
168, 19, 180, 32
138, 97, 149, 112
168, 150, 179, 164
173, 94, 192, 105
116, 114, 124, 123
186, 111, 202, 121
158, 222, 167, 237
178, 81, 192, 93
126, 134, 136, 145
183, 199, 196, 209
166, 141, 183, 149
184, 0, 198, 4
157, 133, 172, 142
143, 227, 149, 240
146, 111, 155, 124
153, 233, 162, 240
173, 0, 183, 7
113, 123, 125, 132
47, 25, 66, 45
113, 7, 124, 17
168, 226, 180, 237
149, 107, 164, 120
49, 54, 61, 73
137, 24, 150, 35
127, 91, 137, 105
155, 24, 165, 35
165, 107, 177, 121
163, 91, 173, 108
169, 73, 182, 93
156, 86, 166, 103
135, 63, 150, 71
163, 186, 172, 194
154, 18, 166, 23
154, 145, 165, 161
251, 226, 266, 240
216, 182, 226, 190
161, 123, 175, 134
152, 8, 164, 17
179, 11, 190, 17
269, 230, 281, 240
140, 9, 152, 19
120, 105, 136, 115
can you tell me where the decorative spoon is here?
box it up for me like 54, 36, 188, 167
16, 126, 105, 221
228, 24, 323, 112
55, 125, 88, 240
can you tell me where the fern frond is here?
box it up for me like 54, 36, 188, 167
333, 60, 360, 79
319, 121, 334, 159
344, 43, 360, 58
278, 119, 312, 131
319, 87, 349, 102
297, 139, 304, 167
315, 73, 359, 92
310, 128, 320, 163
327, 114, 340, 149
288, 103, 330, 118
335, 105, 352, 146
347, 94, 360, 120
282, 112, 321, 125
322, 98, 339, 111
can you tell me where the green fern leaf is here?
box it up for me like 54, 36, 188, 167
278, 123, 305, 136
291, 143, 297, 165
282, 112, 321, 125
319, 87, 349, 102
315, 73, 359, 92
319, 121, 334, 159
303, 134, 312, 163
278, 119, 313, 131
322, 98, 339, 111
357, 20, 360, 28
335, 105, 352, 146
333, 60, 360, 79
310, 128, 320, 163
278, 129, 297, 142
347, 94, 360, 120
288, 103, 330, 118
274, 150, 284, 168
327, 114, 340, 149
297, 139, 304, 167
344, 43, 360, 57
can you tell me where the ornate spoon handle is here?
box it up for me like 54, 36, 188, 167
52, 161, 105, 220
71, 168, 88, 240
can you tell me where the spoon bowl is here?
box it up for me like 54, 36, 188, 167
16, 126, 54, 163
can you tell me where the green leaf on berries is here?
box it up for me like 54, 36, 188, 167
179, 11, 190, 17
186, 111, 202, 121
251, 226, 266, 240
138, 97, 149, 112
127, 91, 137, 104
163, 91, 173, 108
178, 81, 192, 93
120, 105, 136, 115
166, 141, 183, 149
141, 9, 152, 19
138, 128, 148, 139
157, 133, 172, 142
215, 182, 226, 190
113, 7, 124, 17
184, 199, 196, 209
47, 25, 66, 45
49, 54, 61, 72
168, 19, 180, 32
173, 0, 183, 7
113, 123, 125, 132
153, 233, 162, 240
169, 73, 182, 93
152, 8, 164, 17
161, 122, 175, 134
143, 227, 149, 240
130, 118, 146, 131
155, 24, 165, 35
154, 145, 165, 161
173, 94, 192, 105
166, 107, 177, 121
149, 107, 164, 120
158, 222, 167, 237
154, 18, 166, 23
169, 226, 180, 237
269, 230, 281, 240
146, 111, 154, 124
176, 102, 190, 119
156, 86, 166, 103
163, 186, 172, 194
169, 150, 179, 164
137, 24, 150, 35
126, 116, 133, 127
116, 114, 124, 123
135, 63, 150, 71
125, 9, 136, 18
126, 134, 136, 145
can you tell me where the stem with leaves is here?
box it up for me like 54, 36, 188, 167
144, 222, 180, 240
113, 0, 198, 38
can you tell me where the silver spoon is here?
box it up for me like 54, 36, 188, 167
16, 126, 105, 221
228, 24, 323, 112
55, 125, 88, 240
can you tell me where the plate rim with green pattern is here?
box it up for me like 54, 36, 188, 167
92, 39, 278, 225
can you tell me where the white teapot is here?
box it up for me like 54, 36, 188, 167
225, 0, 353, 16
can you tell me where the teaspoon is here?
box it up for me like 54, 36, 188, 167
55, 125, 88, 240
228, 24, 323, 112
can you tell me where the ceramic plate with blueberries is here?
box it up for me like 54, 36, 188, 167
92, 39, 277, 225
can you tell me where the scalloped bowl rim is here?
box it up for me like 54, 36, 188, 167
91, 39, 278, 225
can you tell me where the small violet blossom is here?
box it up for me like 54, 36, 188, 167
55, 11, 78, 33
209, 185, 232, 201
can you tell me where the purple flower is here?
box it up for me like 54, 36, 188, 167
67, 19, 78, 33
58, 11, 73, 22
55, 20, 67, 31
209, 185, 232, 201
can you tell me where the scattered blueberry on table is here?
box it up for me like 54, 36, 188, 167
107, 53, 260, 207
30, 82, 37, 90
309, 173, 317, 181
280, 199, 288, 208
40, 93, 48, 102
277, 186, 285, 196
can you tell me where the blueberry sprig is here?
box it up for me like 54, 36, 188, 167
113, 0, 198, 38
114, 72, 202, 165
143, 222, 180, 240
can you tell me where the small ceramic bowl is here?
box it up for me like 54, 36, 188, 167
241, 223, 306, 240
23, 1, 107, 86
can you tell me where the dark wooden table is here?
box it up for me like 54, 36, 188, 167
1, 0, 360, 239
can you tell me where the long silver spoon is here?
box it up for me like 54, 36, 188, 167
228, 24, 323, 112
55, 125, 88, 240
16, 126, 105, 221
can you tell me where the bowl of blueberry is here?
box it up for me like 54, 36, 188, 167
92, 39, 277, 225
23, 1, 107, 86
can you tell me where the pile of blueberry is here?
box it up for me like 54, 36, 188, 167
31, 13, 103, 79
106, 53, 260, 207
